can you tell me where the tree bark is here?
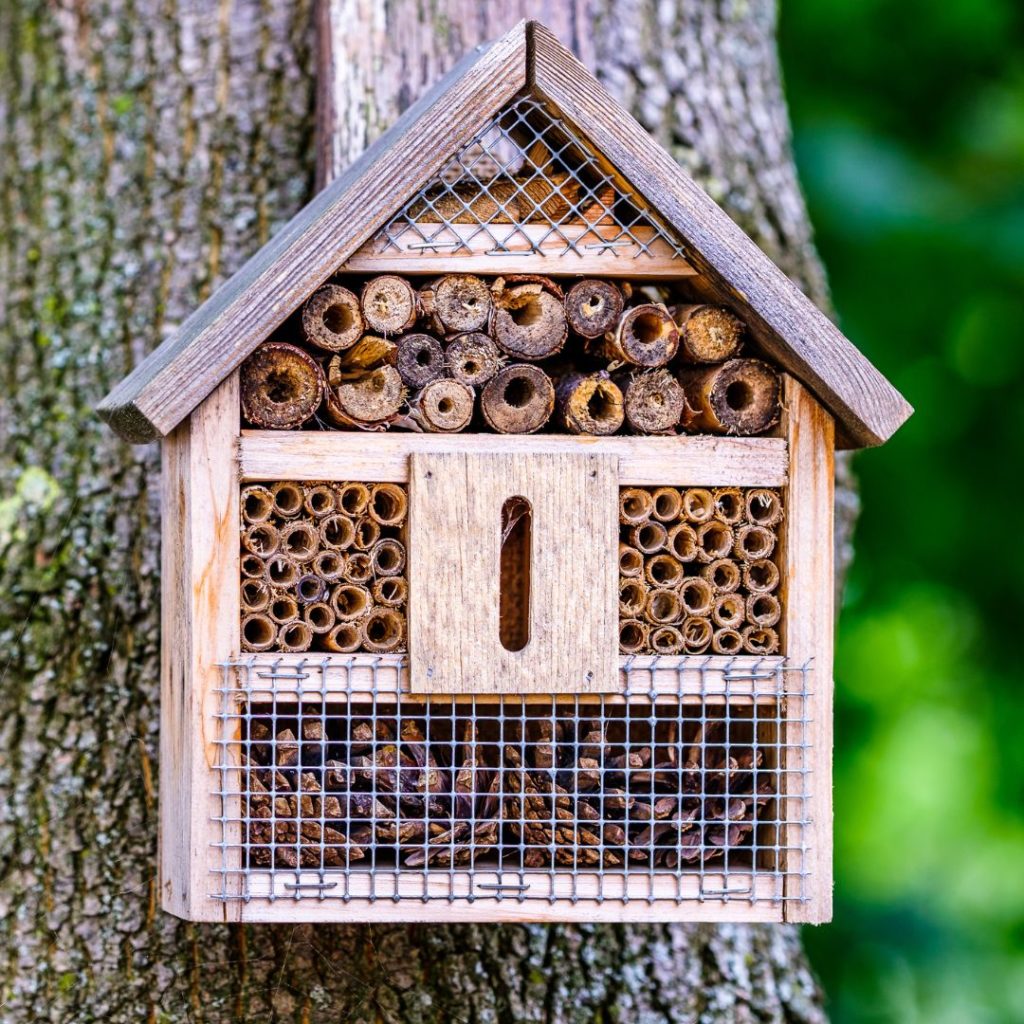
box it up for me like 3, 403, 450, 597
0, 1, 845, 1020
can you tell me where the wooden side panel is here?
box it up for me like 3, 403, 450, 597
779, 376, 834, 923
409, 451, 618, 694
159, 372, 240, 921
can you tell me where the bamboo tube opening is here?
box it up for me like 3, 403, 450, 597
266, 556, 300, 588
269, 594, 300, 625
371, 538, 406, 577
667, 523, 697, 562
324, 623, 361, 653
712, 628, 743, 655
618, 543, 644, 578
646, 588, 682, 624
645, 553, 684, 588
312, 550, 346, 582
631, 521, 668, 555
651, 487, 683, 523
746, 488, 784, 527
679, 577, 714, 616
241, 485, 275, 524
241, 614, 277, 652
331, 584, 371, 620
702, 558, 741, 593
696, 521, 734, 563
241, 578, 271, 613
344, 552, 372, 583
368, 483, 407, 526
619, 579, 648, 617
743, 558, 780, 593
619, 487, 653, 525
303, 602, 336, 634
372, 576, 407, 607
278, 621, 313, 653
742, 625, 779, 655
735, 524, 776, 560
361, 608, 406, 653
681, 616, 713, 653
280, 521, 319, 561
713, 487, 744, 525
243, 523, 279, 558
650, 625, 684, 655
712, 593, 746, 629
746, 593, 782, 628
271, 482, 304, 518
682, 488, 714, 523
618, 619, 648, 654
319, 513, 355, 551
337, 482, 370, 516
353, 517, 381, 551
296, 573, 327, 605
241, 553, 267, 579
607, 305, 679, 366
303, 484, 336, 518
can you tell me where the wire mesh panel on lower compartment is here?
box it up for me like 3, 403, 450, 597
212, 658, 811, 915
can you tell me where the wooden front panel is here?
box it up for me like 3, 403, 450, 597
408, 451, 618, 694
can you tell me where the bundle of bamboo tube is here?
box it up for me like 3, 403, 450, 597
618, 486, 783, 655
239, 273, 783, 436
240, 481, 408, 654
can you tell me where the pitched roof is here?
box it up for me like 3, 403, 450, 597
97, 20, 911, 448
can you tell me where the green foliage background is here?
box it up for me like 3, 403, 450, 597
780, 1, 1024, 1020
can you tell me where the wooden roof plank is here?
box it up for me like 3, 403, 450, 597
529, 22, 912, 447
97, 22, 530, 442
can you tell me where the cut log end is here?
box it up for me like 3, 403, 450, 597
413, 379, 475, 432
556, 373, 624, 435
673, 304, 745, 363
565, 279, 624, 338
680, 358, 781, 435
426, 274, 491, 333
325, 365, 404, 426
240, 342, 325, 429
361, 275, 417, 335
491, 284, 568, 360
445, 332, 501, 386
395, 333, 445, 388
605, 304, 679, 367
621, 369, 686, 434
302, 284, 364, 352
480, 364, 555, 434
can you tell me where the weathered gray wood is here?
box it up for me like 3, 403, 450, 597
530, 22, 912, 448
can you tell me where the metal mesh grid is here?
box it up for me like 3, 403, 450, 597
211, 658, 811, 907
371, 95, 689, 263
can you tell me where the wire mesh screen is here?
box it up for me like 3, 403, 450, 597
211, 658, 811, 908
367, 95, 689, 264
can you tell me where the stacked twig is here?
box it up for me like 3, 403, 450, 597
240, 481, 408, 654
618, 486, 783, 655
239, 273, 782, 436
243, 705, 774, 870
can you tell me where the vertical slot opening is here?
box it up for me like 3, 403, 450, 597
499, 496, 532, 652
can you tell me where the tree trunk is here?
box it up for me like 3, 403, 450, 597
0, 1, 842, 1020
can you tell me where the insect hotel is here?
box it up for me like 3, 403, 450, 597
97, 22, 910, 925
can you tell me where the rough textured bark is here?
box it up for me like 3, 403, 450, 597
0, 1, 849, 1020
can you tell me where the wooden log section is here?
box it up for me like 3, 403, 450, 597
240, 343, 325, 429
565, 279, 623, 338
412, 379, 475, 432
555, 372, 624, 435
680, 358, 781, 435
672, 304, 745, 364
360, 275, 417, 335
619, 369, 687, 434
445, 332, 501, 386
600, 304, 679, 367
490, 282, 568, 360
421, 275, 491, 334
480, 364, 554, 434
395, 333, 445, 388
302, 284, 364, 352
324, 365, 404, 427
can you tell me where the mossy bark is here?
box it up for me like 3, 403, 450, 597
0, 2, 844, 1020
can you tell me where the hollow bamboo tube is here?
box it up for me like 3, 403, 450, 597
712, 628, 743, 655
666, 522, 698, 562
361, 275, 417, 335
303, 601, 336, 635
370, 538, 406, 577
240, 343, 326, 429
702, 558, 741, 593
241, 485, 275, 524
696, 521, 735, 563
630, 520, 668, 555
618, 543, 644, 578
265, 555, 300, 589
644, 553, 684, 589
491, 283, 567, 360
618, 619, 649, 655
372, 576, 407, 608
679, 577, 714, 617
620, 369, 686, 434
746, 592, 782, 628
279, 520, 319, 561
241, 578, 271, 614
395, 333, 445, 388
413, 379, 475, 432
651, 487, 683, 523
331, 584, 372, 620
421, 275, 491, 334
650, 625, 685, 655
619, 487, 653, 525
743, 558, 780, 593
302, 484, 337, 519
319, 513, 355, 552
312, 550, 347, 582
746, 488, 784, 527
241, 613, 278, 652
324, 365, 404, 427
645, 588, 682, 625
361, 608, 406, 653
713, 487, 744, 525
555, 372, 624, 435
268, 593, 300, 625
600, 304, 679, 367
367, 483, 407, 526
446, 332, 501, 386
353, 517, 381, 552
679, 358, 781, 435
619, 579, 648, 617
323, 622, 362, 653
242, 523, 280, 559
344, 552, 372, 583
302, 284, 364, 352
271, 481, 304, 519
681, 616, 713, 654
336, 482, 370, 517
712, 592, 746, 629
277, 621, 314, 653
295, 573, 328, 605
682, 488, 714, 523
742, 625, 779, 655
480, 364, 554, 434
565, 279, 623, 338
734, 524, 777, 561
240, 553, 267, 579
671, 304, 744, 364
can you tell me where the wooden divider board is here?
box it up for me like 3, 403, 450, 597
408, 451, 618, 694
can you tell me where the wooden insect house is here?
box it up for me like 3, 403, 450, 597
98, 23, 911, 925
